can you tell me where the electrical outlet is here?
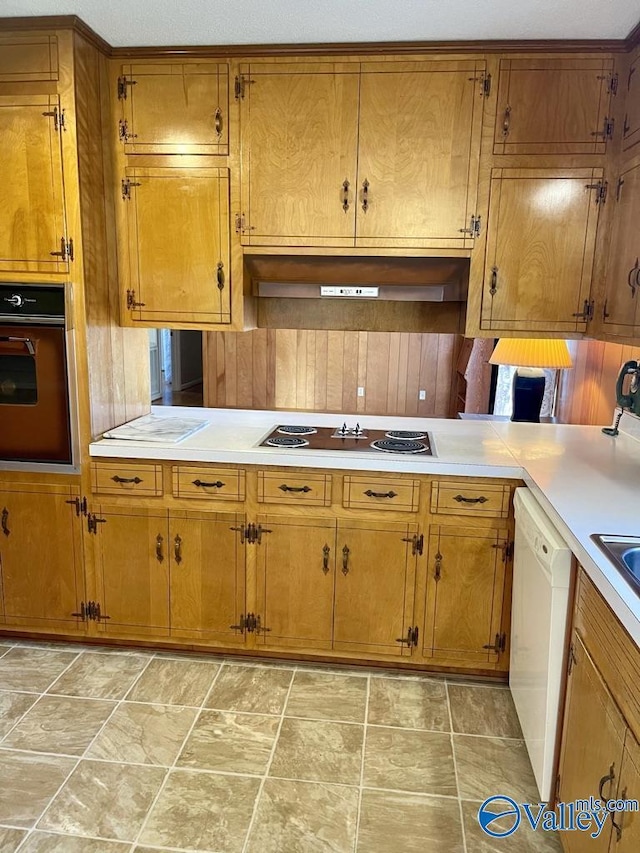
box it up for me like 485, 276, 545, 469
419, 390, 427, 401
357, 387, 365, 397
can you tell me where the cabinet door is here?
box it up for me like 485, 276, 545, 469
480, 168, 602, 333
256, 516, 336, 651
494, 58, 614, 155
622, 53, 640, 154
91, 505, 170, 636
0, 486, 84, 628
602, 162, 640, 336
0, 34, 58, 82
355, 60, 484, 249
334, 519, 418, 656
119, 62, 229, 155
423, 525, 507, 665
0, 95, 67, 273
612, 731, 640, 852
558, 635, 624, 853
169, 511, 246, 644
239, 62, 359, 247
123, 167, 231, 325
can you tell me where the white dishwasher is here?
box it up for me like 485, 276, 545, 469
510, 487, 572, 802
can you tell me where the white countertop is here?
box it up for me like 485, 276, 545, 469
90, 406, 640, 646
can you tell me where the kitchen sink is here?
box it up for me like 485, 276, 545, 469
591, 535, 640, 594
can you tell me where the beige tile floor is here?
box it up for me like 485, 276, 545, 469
0, 641, 562, 853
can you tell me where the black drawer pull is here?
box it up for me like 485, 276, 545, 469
279, 484, 312, 493
111, 475, 142, 485
364, 489, 397, 499
453, 494, 488, 504
193, 480, 225, 489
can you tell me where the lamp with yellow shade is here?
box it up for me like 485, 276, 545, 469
489, 339, 573, 422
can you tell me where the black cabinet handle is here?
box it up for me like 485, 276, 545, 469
342, 545, 350, 575
453, 494, 488, 504
111, 476, 142, 485
489, 266, 498, 296
193, 480, 225, 489
279, 484, 312, 493
598, 765, 616, 801
156, 534, 164, 563
1, 507, 9, 536
364, 489, 397, 499
322, 544, 330, 574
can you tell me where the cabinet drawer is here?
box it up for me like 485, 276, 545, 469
343, 476, 419, 512
91, 462, 163, 497
257, 471, 332, 506
430, 480, 511, 518
172, 466, 245, 501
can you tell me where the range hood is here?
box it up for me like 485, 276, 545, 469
247, 255, 468, 301
245, 255, 469, 333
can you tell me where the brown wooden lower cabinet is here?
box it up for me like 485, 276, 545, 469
90, 505, 247, 644
333, 519, 418, 657
615, 731, 640, 851
557, 634, 625, 853
556, 571, 640, 853
423, 524, 508, 664
90, 505, 170, 637
169, 510, 246, 645
0, 467, 516, 675
256, 515, 336, 651
0, 484, 85, 629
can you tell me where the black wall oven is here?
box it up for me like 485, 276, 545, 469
0, 284, 73, 464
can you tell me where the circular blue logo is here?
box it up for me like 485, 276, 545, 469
478, 796, 521, 838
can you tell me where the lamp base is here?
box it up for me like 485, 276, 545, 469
511, 368, 546, 423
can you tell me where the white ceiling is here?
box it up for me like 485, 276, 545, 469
1, 0, 640, 46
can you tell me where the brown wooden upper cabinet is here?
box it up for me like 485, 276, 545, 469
120, 166, 231, 325
117, 62, 229, 155
601, 161, 640, 338
238, 59, 486, 249
480, 167, 603, 334
0, 94, 69, 273
238, 62, 360, 248
493, 58, 616, 155
0, 33, 59, 82
622, 50, 640, 154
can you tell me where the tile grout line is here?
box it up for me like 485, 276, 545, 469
0, 649, 84, 748
240, 666, 298, 853
13, 651, 157, 853
445, 681, 469, 853
353, 672, 371, 853
128, 657, 227, 848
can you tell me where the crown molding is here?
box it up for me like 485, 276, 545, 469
627, 18, 640, 50
0, 15, 111, 54
0, 13, 638, 57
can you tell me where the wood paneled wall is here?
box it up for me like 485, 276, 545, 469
204, 330, 462, 417
74, 33, 150, 439
557, 340, 640, 425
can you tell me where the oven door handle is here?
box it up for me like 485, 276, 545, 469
0, 336, 35, 356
